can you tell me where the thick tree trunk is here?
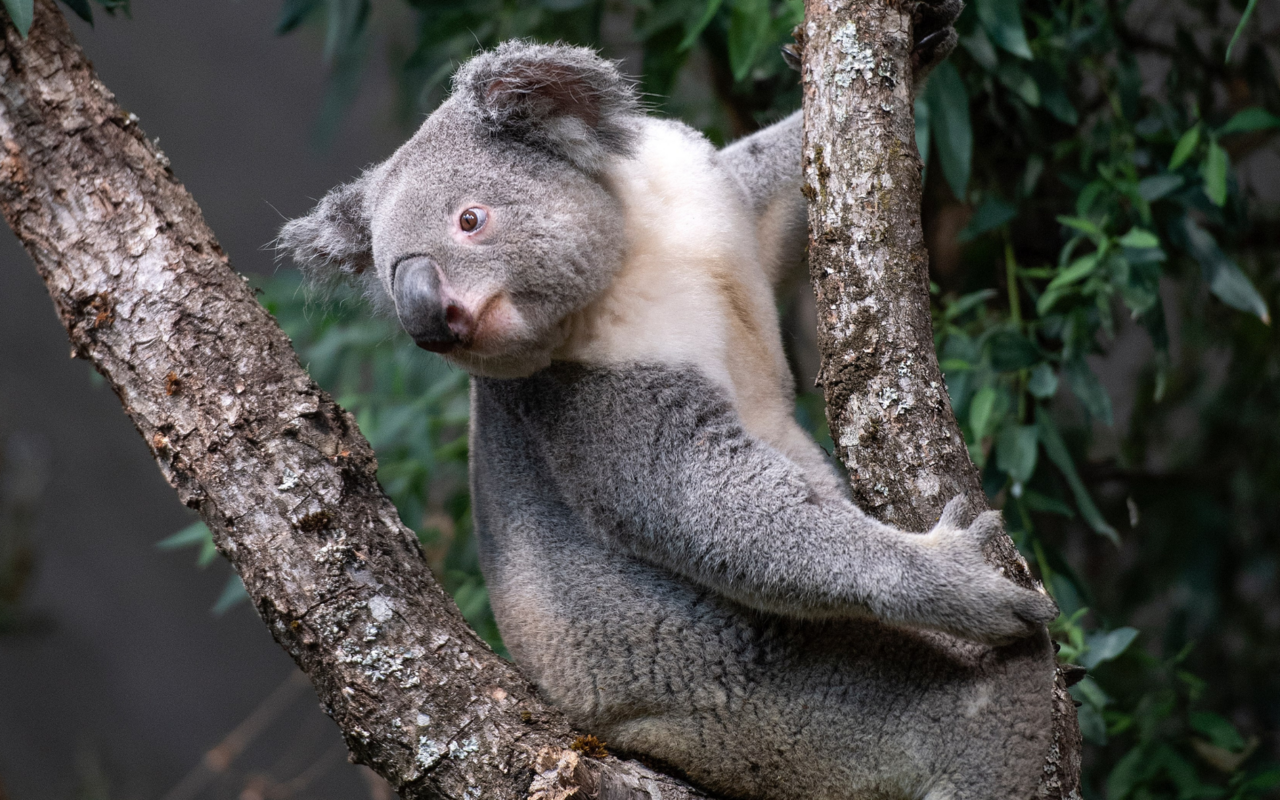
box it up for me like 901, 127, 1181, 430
798, 1, 1081, 797
0, 3, 708, 798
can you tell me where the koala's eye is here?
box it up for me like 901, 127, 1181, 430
459, 207, 487, 233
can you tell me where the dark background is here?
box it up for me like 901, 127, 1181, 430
0, 2, 405, 796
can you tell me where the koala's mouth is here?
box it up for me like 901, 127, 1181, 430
393, 256, 476, 353
392, 256, 526, 357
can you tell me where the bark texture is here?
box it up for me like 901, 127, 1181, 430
0, 3, 709, 798
799, 1, 1081, 796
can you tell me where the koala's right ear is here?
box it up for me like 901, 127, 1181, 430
278, 173, 374, 283
456, 41, 640, 174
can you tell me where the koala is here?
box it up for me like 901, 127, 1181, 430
281, 21, 1061, 800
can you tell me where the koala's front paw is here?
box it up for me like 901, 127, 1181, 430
924, 500, 1059, 646
912, 0, 964, 84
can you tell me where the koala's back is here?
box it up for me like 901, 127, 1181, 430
471, 366, 1053, 800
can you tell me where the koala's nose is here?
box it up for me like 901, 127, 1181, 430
393, 257, 475, 353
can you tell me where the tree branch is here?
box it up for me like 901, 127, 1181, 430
0, 3, 709, 798
799, 1, 1081, 796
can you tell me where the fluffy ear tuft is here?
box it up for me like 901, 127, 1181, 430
456, 41, 641, 173
277, 174, 374, 283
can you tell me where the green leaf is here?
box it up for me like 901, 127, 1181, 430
1189, 712, 1247, 752
1177, 216, 1271, 323
1046, 253, 1100, 291
969, 386, 998, 439
996, 424, 1038, 483
996, 62, 1040, 106
960, 27, 999, 71
1107, 745, 1152, 800
1169, 123, 1202, 170
1021, 488, 1073, 516
726, 0, 771, 83
59, 0, 93, 24
926, 62, 972, 200
914, 96, 931, 165
2, 0, 32, 37
276, 0, 321, 34
1202, 139, 1230, 206
1027, 363, 1059, 398
1225, 0, 1259, 62
156, 521, 212, 550
211, 574, 249, 616
987, 330, 1041, 372
1081, 627, 1139, 669
945, 288, 997, 320
1037, 414, 1119, 544
1118, 227, 1160, 249
678, 0, 724, 50
959, 198, 1017, 241
1217, 106, 1280, 136
1064, 357, 1113, 425
1056, 215, 1105, 243
1077, 703, 1108, 745
1137, 174, 1184, 201
976, 0, 1032, 59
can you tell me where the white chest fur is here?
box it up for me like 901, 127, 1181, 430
555, 118, 844, 498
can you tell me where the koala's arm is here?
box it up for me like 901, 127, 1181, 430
721, 0, 964, 289
720, 113, 806, 289
520, 367, 1056, 645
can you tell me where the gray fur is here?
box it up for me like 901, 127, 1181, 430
281, 34, 1059, 800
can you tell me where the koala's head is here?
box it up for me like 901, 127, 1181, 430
279, 42, 640, 378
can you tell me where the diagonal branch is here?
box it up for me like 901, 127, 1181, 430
0, 2, 709, 797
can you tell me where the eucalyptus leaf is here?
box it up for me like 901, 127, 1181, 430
976, 0, 1032, 59
1037, 414, 1119, 543
1225, 0, 1259, 62
1064, 356, 1113, 425
1137, 174, 1184, 201
969, 386, 999, 439
1117, 227, 1160, 249
211, 574, 249, 616
1202, 139, 1229, 206
1056, 215, 1105, 243
156, 521, 212, 550
1217, 106, 1280, 136
996, 424, 1038, 483
996, 62, 1040, 106
1027, 363, 1059, 398
987, 330, 1041, 372
677, 0, 723, 50
960, 27, 999, 71
1, 0, 32, 37
59, 0, 92, 24
959, 198, 1017, 241
1081, 627, 1139, 669
1175, 216, 1270, 323
726, 0, 771, 83
926, 62, 972, 200
1046, 253, 1100, 290
276, 0, 321, 34
1169, 123, 1202, 170
1189, 712, 1247, 752
944, 288, 997, 320
914, 96, 931, 166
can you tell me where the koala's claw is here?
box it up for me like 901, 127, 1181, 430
924, 499, 1059, 645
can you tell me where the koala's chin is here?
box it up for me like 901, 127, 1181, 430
443, 347, 554, 380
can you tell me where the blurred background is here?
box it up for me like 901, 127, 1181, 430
1, 0, 1278, 798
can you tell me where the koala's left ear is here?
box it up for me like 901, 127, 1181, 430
457, 41, 640, 174
278, 173, 374, 282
